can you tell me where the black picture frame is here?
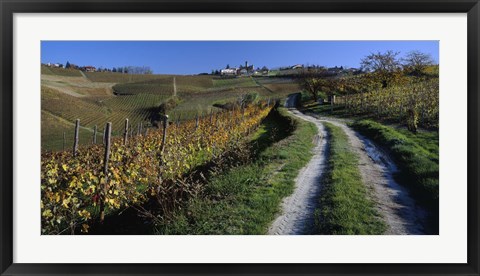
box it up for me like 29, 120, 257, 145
1, 0, 479, 275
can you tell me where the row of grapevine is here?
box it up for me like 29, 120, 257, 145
41, 102, 274, 234
112, 78, 174, 95
112, 75, 215, 95
42, 86, 170, 135
339, 79, 439, 128
84, 71, 170, 83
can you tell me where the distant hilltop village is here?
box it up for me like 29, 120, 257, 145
214, 61, 360, 77
219, 61, 261, 76
43, 60, 361, 77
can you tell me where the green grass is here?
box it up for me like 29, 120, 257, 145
154, 107, 318, 234
396, 128, 439, 161
301, 101, 350, 117
351, 120, 439, 234
315, 122, 386, 235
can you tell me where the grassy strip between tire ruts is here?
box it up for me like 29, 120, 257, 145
154, 107, 318, 234
351, 120, 439, 234
315, 122, 386, 235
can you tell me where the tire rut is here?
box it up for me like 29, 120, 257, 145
310, 114, 427, 235
269, 92, 427, 234
267, 108, 328, 235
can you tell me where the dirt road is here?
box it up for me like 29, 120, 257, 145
269, 94, 426, 234
313, 115, 426, 235
268, 109, 328, 235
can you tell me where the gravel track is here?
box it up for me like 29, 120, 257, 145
269, 94, 426, 234
316, 116, 426, 235
267, 108, 328, 235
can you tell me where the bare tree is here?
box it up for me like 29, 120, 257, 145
360, 50, 403, 88
298, 67, 328, 101
361, 50, 401, 73
402, 50, 434, 75
299, 77, 323, 102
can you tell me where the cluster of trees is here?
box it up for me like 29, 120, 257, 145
300, 50, 435, 101
299, 50, 437, 133
64, 61, 153, 74
359, 50, 434, 87
111, 66, 153, 74
210, 65, 270, 75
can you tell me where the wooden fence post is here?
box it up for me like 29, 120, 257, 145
123, 119, 129, 145
140, 122, 143, 136
73, 119, 80, 157
102, 127, 106, 145
93, 125, 97, 144
195, 114, 199, 129
100, 122, 112, 223
161, 115, 168, 153
173, 77, 177, 97
63, 132, 66, 151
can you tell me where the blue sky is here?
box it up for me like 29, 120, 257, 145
41, 41, 439, 75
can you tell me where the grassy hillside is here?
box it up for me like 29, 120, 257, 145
84, 71, 170, 83
41, 71, 302, 151
212, 77, 257, 88
41, 86, 169, 144
42, 111, 102, 152
176, 75, 214, 91
113, 78, 174, 95
170, 86, 278, 120
41, 65, 82, 77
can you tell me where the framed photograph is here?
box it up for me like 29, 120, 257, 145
1, 0, 479, 275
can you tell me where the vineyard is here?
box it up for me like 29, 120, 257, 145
41, 69, 303, 152
170, 87, 276, 120
38, 40, 442, 237
175, 75, 215, 91
41, 111, 102, 151
212, 77, 258, 88
84, 71, 170, 83
339, 78, 439, 128
112, 78, 174, 95
41, 102, 273, 234
42, 86, 170, 137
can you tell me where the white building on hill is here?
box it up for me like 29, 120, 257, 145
220, 68, 238, 76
